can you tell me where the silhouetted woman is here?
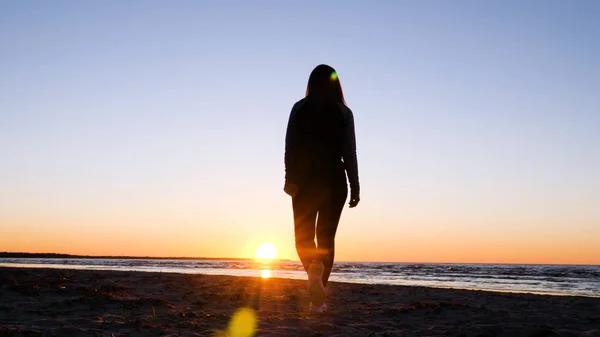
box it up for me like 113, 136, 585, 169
284, 64, 360, 313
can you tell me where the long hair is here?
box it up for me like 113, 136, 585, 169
305, 64, 346, 105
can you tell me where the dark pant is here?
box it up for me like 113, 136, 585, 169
292, 176, 347, 287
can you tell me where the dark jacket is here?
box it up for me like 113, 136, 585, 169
284, 98, 360, 195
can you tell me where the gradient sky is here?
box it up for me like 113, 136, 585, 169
1, 1, 599, 264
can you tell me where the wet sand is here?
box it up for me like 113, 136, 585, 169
1, 267, 599, 336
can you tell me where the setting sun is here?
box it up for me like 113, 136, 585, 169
255, 242, 277, 260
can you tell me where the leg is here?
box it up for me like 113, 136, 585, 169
292, 186, 322, 274
316, 182, 347, 287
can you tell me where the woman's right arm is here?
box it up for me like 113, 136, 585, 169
284, 100, 305, 194
284, 107, 297, 185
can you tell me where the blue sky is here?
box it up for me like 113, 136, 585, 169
1, 1, 599, 262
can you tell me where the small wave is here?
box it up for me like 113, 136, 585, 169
1, 258, 598, 297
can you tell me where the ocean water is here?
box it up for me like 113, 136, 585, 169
1, 258, 598, 297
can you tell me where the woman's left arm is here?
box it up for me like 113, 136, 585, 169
341, 105, 360, 206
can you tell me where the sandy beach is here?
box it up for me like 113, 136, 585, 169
1, 267, 599, 336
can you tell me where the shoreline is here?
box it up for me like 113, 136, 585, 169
2, 267, 599, 336
1, 263, 598, 299
2, 253, 599, 266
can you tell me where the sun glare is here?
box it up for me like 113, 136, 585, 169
260, 269, 271, 279
255, 242, 277, 260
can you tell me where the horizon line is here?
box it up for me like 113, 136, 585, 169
1, 252, 598, 266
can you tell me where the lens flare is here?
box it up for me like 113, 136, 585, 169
226, 308, 257, 337
330, 71, 338, 81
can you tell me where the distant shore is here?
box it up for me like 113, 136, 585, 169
2, 252, 598, 266
2, 266, 599, 336
0, 252, 256, 261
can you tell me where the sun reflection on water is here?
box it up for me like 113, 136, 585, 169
260, 269, 271, 279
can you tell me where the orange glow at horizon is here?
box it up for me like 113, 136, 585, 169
1, 218, 599, 265
2, 236, 598, 265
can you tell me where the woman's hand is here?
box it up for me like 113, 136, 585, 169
349, 192, 360, 208
284, 182, 299, 197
